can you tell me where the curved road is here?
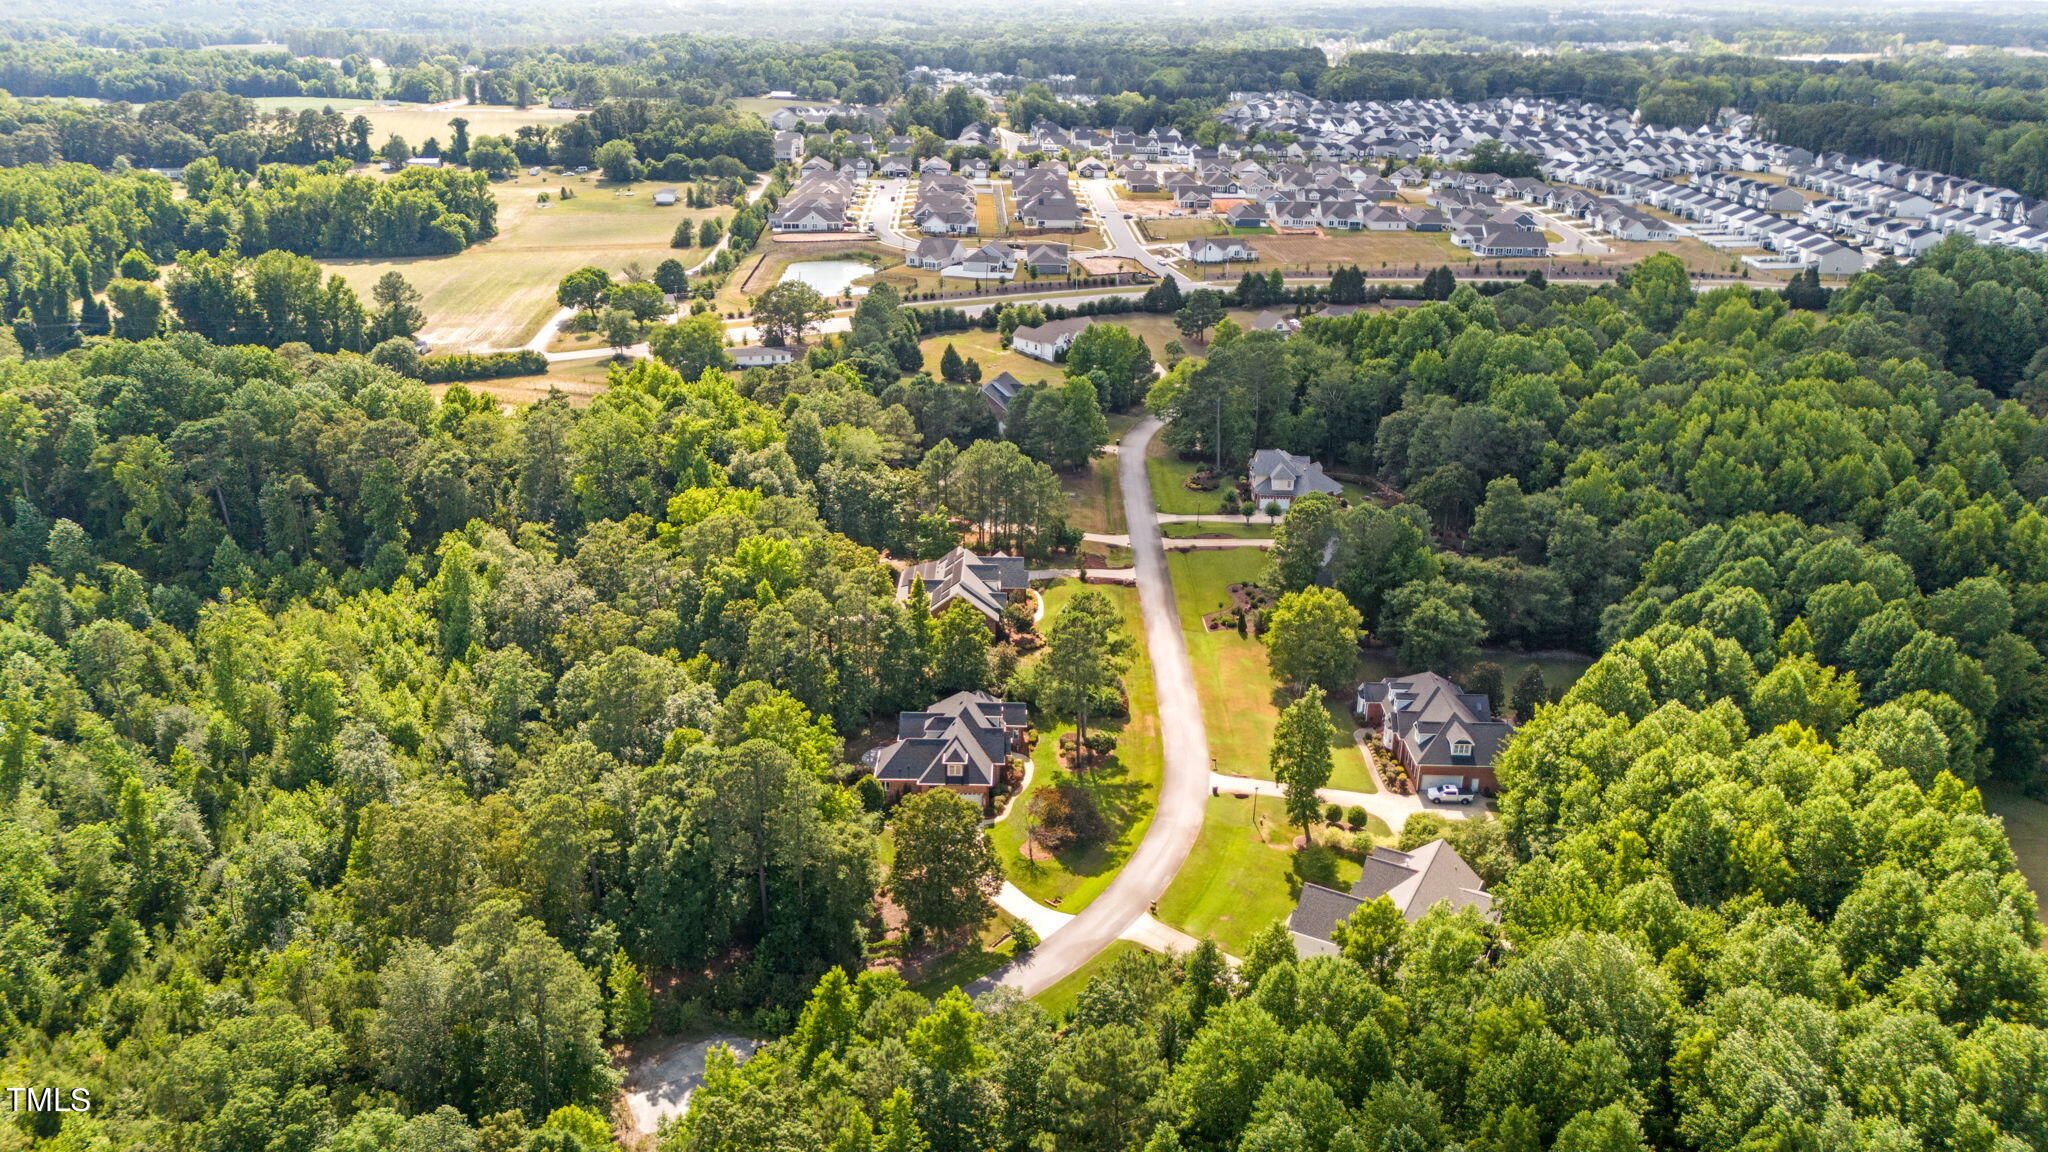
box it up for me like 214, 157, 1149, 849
987, 417, 1214, 996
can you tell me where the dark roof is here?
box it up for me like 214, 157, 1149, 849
899, 546, 1028, 622
980, 372, 1026, 416
1288, 839, 1495, 954
1248, 448, 1343, 502
873, 691, 1027, 789
1358, 671, 1515, 769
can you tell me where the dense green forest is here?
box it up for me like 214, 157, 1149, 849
673, 250, 2048, 1152
0, 14, 2046, 1150
0, 217, 2043, 1148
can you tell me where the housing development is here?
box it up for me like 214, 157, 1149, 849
4, 3, 2048, 1151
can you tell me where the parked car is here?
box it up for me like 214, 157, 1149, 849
1426, 784, 1475, 806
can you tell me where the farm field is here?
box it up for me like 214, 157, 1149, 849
246, 99, 580, 146
321, 172, 731, 351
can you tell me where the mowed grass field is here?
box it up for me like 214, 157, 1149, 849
246, 99, 581, 147
427, 357, 619, 408
1168, 550, 1376, 792
1156, 794, 1384, 956
1032, 939, 1148, 1017
990, 580, 1163, 914
915, 327, 1060, 387
321, 172, 731, 351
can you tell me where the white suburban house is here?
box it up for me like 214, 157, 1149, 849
1010, 317, 1094, 362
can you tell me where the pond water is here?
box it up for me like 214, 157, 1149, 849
779, 259, 872, 297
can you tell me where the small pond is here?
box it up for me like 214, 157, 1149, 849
779, 259, 872, 297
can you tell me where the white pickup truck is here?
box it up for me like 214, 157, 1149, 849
1426, 784, 1476, 806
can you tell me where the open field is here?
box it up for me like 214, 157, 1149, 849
989, 581, 1162, 914
321, 172, 730, 351
1032, 939, 1147, 1017
246, 99, 581, 145
915, 327, 1060, 386
429, 357, 619, 408
732, 96, 811, 119
1140, 217, 1228, 242
1169, 550, 1376, 792
1986, 783, 2048, 938
1156, 794, 1386, 956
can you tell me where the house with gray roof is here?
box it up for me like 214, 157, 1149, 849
872, 690, 1028, 811
897, 545, 1029, 626
1011, 317, 1094, 362
1288, 839, 1494, 956
1356, 671, 1515, 794
979, 372, 1027, 426
1247, 448, 1342, 511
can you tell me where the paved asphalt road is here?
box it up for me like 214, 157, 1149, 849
988, 417, 1213, 996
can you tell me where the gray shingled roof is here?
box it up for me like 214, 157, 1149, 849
899, 546, 1028, 623
1287, 839, 1495, 950
1248, 448, 1343, 503
873, 690, 1027, 789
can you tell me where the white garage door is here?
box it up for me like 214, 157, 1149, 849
1421, 773, 1463, 791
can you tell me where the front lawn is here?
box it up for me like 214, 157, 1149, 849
989, 581, 1162, 913
1169, 551, 1375, 792
1032, 939, 1150, 1017
1147, 438, 1232, 516
1161, 522, 1271, 539
905, 913, 1027, 997
1155, 795, 1382, 957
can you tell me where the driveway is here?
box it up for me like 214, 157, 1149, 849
1207, 730, 1489, 833
619, 1034, 760, 1138
983, 417, 1213, 996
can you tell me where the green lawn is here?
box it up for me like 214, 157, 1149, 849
1162, 522, 1270, 539
1062, 453, 1125, 537
907, 913, 1026, 997
1169, 551, 1375, 792
1155, 795, 1375, 956
990, 581, 1162, 913
1032, 939, 1149, 1017
1986, 783, 2048, 939
917, 328, 1060, 390
1148, 440, 1232, 516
